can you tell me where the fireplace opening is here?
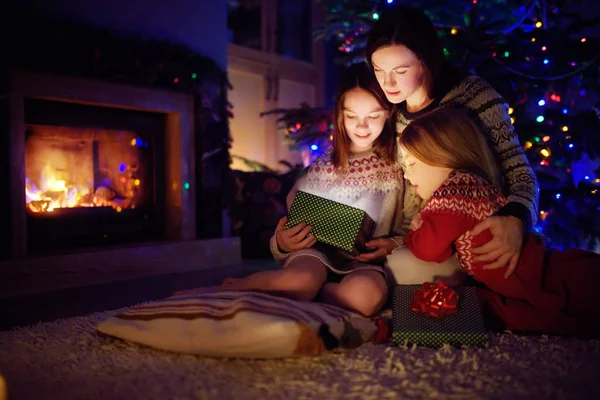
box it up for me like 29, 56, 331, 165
24, 99, 166, 255
25, 125, 153, 212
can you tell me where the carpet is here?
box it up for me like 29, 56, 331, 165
0, 308, 599, 400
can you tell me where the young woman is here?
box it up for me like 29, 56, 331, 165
364, 4, 539, 281
398, 107, 600, 336
178, 63, 404, 316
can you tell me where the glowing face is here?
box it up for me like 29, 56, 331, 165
371, 44, 428, 106
400, 148, 452, 200
342, 88, 389, 153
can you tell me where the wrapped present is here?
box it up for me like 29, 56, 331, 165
391, 283, 488, 348
285, 191, 375, 255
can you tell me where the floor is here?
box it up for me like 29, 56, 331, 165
0, 258, 277, 331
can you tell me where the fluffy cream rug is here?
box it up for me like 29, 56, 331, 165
0, 308, 599, 400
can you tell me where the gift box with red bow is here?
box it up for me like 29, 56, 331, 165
391, 282, 488, 348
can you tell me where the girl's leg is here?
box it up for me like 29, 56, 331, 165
177, 256, 329, 302
320, 270, 388, 317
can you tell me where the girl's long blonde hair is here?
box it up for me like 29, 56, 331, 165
399, 107, 504, 211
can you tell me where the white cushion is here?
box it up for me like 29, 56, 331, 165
96, 291, 377, 358
385, 246, 467, 287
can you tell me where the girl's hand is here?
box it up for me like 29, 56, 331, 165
355, 238, 398, 263
410, 212, 423, 231
470, 215, 523, 278
275, 216, 317, 253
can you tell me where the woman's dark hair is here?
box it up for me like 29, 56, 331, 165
365, 4, 448, 99
332, 62, 396, 168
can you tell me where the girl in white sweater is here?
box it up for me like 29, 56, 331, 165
178, 63, 404, 316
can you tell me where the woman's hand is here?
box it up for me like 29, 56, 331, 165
410, 212, 423, 231
470, 215, 523, 278
355, 238, 398, 263
275, 216, 317, 253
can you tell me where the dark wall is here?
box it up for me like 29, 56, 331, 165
0, 99, 10, 260
6, 0, 228, 68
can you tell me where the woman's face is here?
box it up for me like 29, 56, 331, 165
371, 44, 427, 105
400, 147, 452, 200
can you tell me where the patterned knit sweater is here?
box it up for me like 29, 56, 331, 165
396, 75, 539, 233
270, 148, 405, 266
403, 171, 507, 273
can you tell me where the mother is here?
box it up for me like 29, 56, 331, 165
357, 4, 539, 283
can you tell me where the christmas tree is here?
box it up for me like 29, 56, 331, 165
268, 0, 600, 250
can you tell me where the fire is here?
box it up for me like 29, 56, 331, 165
25, 125, 145, 214
25, 164, 93, 212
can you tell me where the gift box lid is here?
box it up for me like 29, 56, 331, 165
285, 191, 374, 253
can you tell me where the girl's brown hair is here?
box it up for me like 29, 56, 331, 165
399, 107, 503, 190
332, 62, 395, 168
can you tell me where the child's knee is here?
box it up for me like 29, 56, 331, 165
283, 261, 328, 301
339, 273, 388, 316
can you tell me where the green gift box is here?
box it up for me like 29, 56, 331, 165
391, 285, 488, 348
285, 191, 375, 255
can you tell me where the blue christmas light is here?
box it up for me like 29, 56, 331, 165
555, 193, 561, 199
387, 0, 394, 3
562, 108, 568, 114
119, 163, 126, 172
536, 115, 545, 122
543, 59, 549, 64
538, 99, 546, 106
311, 144, 319, 151
568, 144, 574, 149
585, 175, 590, 180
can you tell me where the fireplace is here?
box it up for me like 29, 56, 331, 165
23, 99, 166, 254
4, 70, 196, 259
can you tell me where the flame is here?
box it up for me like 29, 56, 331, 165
25, 164, 92, 212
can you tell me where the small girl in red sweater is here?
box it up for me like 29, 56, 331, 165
397, 107, 600, 336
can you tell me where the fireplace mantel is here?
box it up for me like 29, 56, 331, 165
5, 70, 196, 259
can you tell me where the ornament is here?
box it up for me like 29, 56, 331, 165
571, 152, 600, 187
263, 177, 282, 195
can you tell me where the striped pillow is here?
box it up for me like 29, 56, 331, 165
96, 291, 377, 358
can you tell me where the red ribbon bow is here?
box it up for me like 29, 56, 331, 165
410, 281, 459, 318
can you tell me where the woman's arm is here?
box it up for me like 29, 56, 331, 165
464, 78, 539, 233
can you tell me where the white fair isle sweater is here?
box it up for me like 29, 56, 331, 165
270, 148, 405, 267
396, 75, 540, 233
